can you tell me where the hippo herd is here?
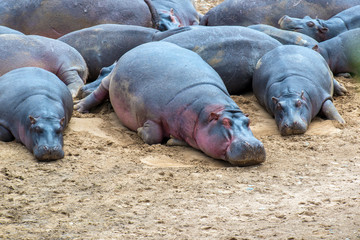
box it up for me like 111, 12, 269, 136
0, 0, 359, 166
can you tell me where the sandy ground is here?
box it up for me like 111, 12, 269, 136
1, 1, 360, 239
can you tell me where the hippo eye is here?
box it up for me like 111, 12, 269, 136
55, 127, 62, 134
35, 126, 43, 133
306, 21, 315, 27
295, 100, 302, 108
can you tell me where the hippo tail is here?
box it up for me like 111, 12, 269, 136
144, 0, 161, 29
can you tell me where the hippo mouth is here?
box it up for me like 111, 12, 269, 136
33, 145, 64, 161
225, 140, 266, 166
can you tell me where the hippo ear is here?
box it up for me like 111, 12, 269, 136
29, 115, 37, 125
272, 97, 279, 105
244, 113, 249, 117
312, 44, 320, 53
209, 112, 220, 122
60, 117, 65, 127
318, 27, 328, 33
300, 90, 306, 100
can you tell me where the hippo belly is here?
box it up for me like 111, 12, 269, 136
0, 0, 153, 38
253, 45, 344, 135
161, 26, 281, 94
200, 0, 360, 27
0, 67, 73, 161
76, 42, 266, 166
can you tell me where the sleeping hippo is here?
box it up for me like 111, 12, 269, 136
150, 0, 201, 31
200, 0, 360, 27
75, 42, 266, 166
161, 26, 281, 94
312, 28, 360, 76
0, 0, 156, 38
0, 67, 73, 161
248, 24, 318, 47
0, 34, 88, 97
253, 45, 345, 136
279, 5, 360, 42
58, 24, 190, 83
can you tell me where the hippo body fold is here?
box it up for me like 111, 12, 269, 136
162, 26, 281, 94
0, 0, 153, 38
253, 45, 344, 135
200, 0, 360, 27
76, 42, 266, 166
0, 67, 73, 161
0, 34, 88, 97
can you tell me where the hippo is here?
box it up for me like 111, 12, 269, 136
0, 25, 24, 35
75, 42, 266, 166
279, 5, 360, 42
253, 45, 345, 136
0, 67, 73, 161
161, 26, 281, 94
58, 24, 190, 83
0, 34, 88, 97
150, 0, 201, 31
200, 0, 360, 27
0, 0, 157, 38
248, 24, 318, 47
312, 28, 360, 76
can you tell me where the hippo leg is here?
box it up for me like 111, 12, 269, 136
76, 79, 102, 99
166, 137, 188, 146
61, 70, 86, 98
0, 125, 14, 142
137, 120, 164, 144
321, 99, 345, 124
333, 78, 347, 96
74, 77, 110, 113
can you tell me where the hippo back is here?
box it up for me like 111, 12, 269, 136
0, 34, 88, 83
162, 26, 281, 94
200, 0, 360, 27
0, 0, 153, 38
108, 41, 230, 131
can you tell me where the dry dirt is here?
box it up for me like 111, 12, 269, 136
1, 1, 360, 239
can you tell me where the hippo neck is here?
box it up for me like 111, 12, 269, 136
320, 17, 347, 40
164, 86, 236, 149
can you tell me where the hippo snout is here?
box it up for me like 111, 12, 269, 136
279, 120, 308, 136
226, 138, 266, 166
278, 15, 299, 30
33, 145, 64, 161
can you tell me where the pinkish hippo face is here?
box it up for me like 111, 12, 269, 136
195, 109, 266, 166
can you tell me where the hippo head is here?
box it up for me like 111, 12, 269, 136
272, 91, 311, 136
278, 15, 328, 42
195, 107, 266, 166
158, 9, 182, 31
28, 115, 66, 161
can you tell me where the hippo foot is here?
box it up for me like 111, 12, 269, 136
74, 93, 101, 113
166, 137, 188, 146
321, 99, 345, 124
333, 79, 347, 96
137, 120, 163, 145
76, 87, 96, 99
